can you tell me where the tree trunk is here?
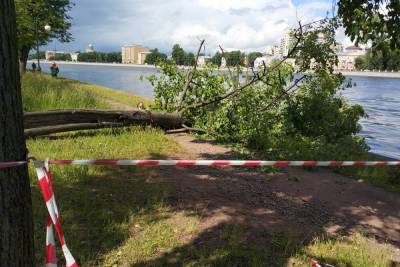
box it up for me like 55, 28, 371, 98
23, 109, 189, 137
19, 45, 30, 73
0, 0, 35, 265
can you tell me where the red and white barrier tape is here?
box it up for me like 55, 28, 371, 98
48, 159, 400, 167
0, 161, 27, 169
34, 160, 78, 267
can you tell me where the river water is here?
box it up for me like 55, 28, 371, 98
37, 62, 400, 159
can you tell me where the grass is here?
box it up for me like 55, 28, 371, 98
289, 233, 396, 267
22, 72, 151, 111
24, 72, 398, 266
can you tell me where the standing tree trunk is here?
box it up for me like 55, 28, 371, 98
0, 0, 35, 265
19, 45, 30, 73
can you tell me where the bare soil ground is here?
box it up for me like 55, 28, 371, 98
153, 133, 400, 255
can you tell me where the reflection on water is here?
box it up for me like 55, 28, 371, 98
37, 63, 400, 159
342, 76, 400, 159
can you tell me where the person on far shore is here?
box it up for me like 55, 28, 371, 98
50, 62, 59, 77
31, 62, 37, 71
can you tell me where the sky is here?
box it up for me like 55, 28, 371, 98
48, 0, 352, 54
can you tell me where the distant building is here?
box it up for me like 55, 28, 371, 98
333, 42, 344, 53
280, 31, 296, 57
272, 45, 281, 57
336, 46, 366, 71
197, 55, 212, 67
70, 52, 79, 62
45, 51, 66, 60
86, 44, 95, 53
122, 44, 150, 64
264, 46, 273, 56
254, 55, 280, 69
345, 45, 365, 55
220, 57, 227, 68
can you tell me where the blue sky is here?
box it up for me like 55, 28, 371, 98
48, 0, 348, 54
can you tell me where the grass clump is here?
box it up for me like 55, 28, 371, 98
289, 233, 397, 267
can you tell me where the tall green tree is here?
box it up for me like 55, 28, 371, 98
247, 52, 263, 67
15, 0, 73, 72
184, 52, 195, 66
226, 50, 244, 66
211, 51, 222, 66
172, 44, 186, 65
144, 48, 167, 65
0, 0, 34, 264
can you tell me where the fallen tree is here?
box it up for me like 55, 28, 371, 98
24, 109, 189, 138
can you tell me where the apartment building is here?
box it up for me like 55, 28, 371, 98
121, 44, 151, 64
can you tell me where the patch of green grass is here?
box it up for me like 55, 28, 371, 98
28, 127, 186, 266
289, 233, 396, 267
22, 72, 151, 111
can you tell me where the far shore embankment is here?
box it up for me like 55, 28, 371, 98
28, 60, 400, 78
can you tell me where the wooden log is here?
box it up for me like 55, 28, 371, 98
24, 109, 190, 137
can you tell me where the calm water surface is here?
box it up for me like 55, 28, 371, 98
38, 62, 400, 159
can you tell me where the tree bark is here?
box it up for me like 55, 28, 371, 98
0, 0, 35, 265
19, 45, 30, 73
24, 109, 189, 137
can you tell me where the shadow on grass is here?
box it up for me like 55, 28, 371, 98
31, 151, 400, 266
32, 166, 171, 265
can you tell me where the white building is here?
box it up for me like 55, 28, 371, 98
85, 44, 95, 53
220, 57, 227, 68
254, 55, 281, 69
272, 45, 281, 57
280, 31, 296, 57
70, 52, 79, 62
336, 46, 366, 71
197, 55, 212, 67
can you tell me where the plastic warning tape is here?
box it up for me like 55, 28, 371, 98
34, 160, 78, 267
48, 159, 400, 167
0, 161, 27, 169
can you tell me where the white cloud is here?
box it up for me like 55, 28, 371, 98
52, 0, 343, 54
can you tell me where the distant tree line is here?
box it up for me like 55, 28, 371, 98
77, 52, 122, 63
166, 44, 264, 67
48, 53, 72, 61
211, 51, 263, 67
28, 51, 45, 60
171, 44, 196, 66
355, 48, 400, 71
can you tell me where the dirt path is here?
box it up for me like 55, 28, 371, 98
154, 133, 400, 250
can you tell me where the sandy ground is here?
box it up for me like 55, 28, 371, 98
153, 133, 400, 254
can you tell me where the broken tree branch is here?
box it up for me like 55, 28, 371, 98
177, 39, 205, 112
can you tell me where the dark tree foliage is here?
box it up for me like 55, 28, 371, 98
77, 52, 122, 63
172, 44, 186, 65
211, 51, 222, 66
15, 0, 74, 70
355, 47, 400, 71
184, 52, 195, 66
338, 0, 400, 49
226, 50, 245, 66
28, 51, 45, 60
247, 52, 263, 67
48, 53, 72, 61
144, 48, 167, 64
